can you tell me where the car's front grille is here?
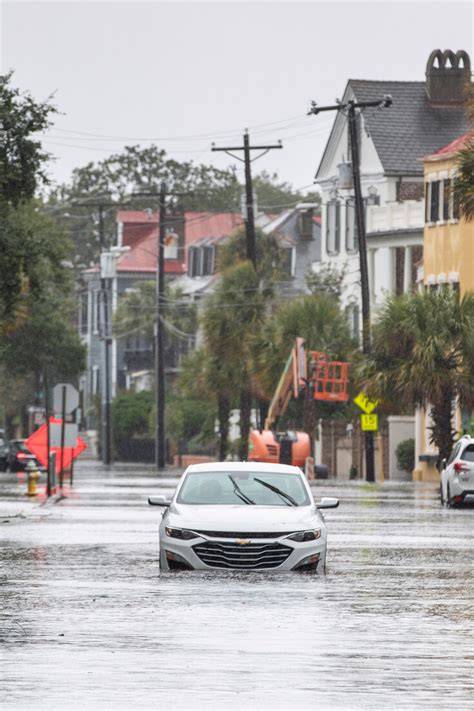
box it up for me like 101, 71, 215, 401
266, 444, 278, 456
192, 540, 292, 569
193, 530, 296, 539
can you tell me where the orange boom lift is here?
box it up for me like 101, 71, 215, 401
249, 338, 349, 468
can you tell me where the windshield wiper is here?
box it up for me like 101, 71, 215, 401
228, 475, 255, 505
253, 477, 298, 506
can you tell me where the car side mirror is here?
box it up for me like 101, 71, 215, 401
317, 497, 339, 509
148, 496, 171, 507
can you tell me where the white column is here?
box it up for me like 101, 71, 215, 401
403, 246, 412, 293
388, 247, 397, 295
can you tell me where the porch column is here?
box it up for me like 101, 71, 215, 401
403, 246, 412, 293
388, 247, 397, 295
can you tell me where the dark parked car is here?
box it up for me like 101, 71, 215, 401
0, 439, 45, 473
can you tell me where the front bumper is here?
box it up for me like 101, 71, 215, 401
159, 533, 326, 573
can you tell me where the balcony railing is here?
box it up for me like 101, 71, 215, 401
366, 200, 424, 234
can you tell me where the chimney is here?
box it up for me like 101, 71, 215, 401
425, 49, 471, 106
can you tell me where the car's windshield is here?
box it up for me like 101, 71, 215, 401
177, 470, 311, 506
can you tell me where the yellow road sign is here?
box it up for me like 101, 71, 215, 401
354, 392, 379, 414
361, 413, 378, 431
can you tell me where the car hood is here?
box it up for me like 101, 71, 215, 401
166, 504, 320, 532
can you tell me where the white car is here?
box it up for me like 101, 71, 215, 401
148, 461, 339, 573
440, 435, 474, 507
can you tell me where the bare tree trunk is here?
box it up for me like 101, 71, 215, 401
238, 388, 252, 460
217, 394, 230, 461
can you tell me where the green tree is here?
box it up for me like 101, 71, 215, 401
47, 146, 320, 268
0, 73, 59, 322
454, 137, 474, 221
358, 290, 474, 461
0, 71, 57, 207
202, 261, 267, 459
305, 263, 347, 301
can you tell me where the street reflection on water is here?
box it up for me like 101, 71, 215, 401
1, 464, 473, 710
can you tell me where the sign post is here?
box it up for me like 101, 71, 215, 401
53, 383, 79, 489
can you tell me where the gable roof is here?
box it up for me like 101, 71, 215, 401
316, 79, 469, 180
116, 211, 244, 274
423, 131, 473, 162
350, 80, 469, 176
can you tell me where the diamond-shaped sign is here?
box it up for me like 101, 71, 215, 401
26, 418, 86, 474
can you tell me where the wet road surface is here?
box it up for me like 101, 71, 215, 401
1, 462, 473, 710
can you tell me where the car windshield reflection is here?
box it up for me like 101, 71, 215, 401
177, 470, 310, 506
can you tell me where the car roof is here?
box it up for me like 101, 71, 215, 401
185, 461, 304, 475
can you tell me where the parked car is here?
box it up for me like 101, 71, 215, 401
440, 435, 474, 507
149, 461, 339, 573
0, 439, 46, 473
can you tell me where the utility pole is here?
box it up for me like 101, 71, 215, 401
308, 95, 392, 483
74, 197, 115, 466
134, 185, 187, 471
212, 131, 283, 266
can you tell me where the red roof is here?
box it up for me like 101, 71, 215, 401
116, 211, 244, 274
423, 132, 473, 162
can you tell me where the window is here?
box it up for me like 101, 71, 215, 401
345, 199, 358, 253
326, 200, 340, 255
91, 366, 100, 396
346, 303, 360, 340
442, 179, 450, 221
80, 292, 88, 335
461, 445, 474, 462
281, 248, 294, 277
92, 290, 101, 334
429, 180, 440, 222
202, 246, 215, 276
189, 247, 200, 277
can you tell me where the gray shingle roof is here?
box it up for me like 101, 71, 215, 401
349, 80, 469, 175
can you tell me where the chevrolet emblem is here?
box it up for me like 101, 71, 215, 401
237, 539, 251, 545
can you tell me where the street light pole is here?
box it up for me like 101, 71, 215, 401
308, 95, 392, 483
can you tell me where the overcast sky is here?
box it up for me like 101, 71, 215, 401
1, 0, 472, 195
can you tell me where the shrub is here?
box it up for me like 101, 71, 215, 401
396, 438, 415, 474
112, 390, 154, 446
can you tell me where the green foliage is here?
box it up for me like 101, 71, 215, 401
114, 282, 197, 344
454, 137, 474, 221
305, 262, 347, 301
0, 201, 72, 326
0, 71, 57, 207
216, 226, 285, 287
251, 294, 355, 402
47, 146, 320, 268
358, 289, 474, 460
252, 170, 321, 212
112, 390, 154, 444
166, 394, 215, 455
396, 438, 415, 474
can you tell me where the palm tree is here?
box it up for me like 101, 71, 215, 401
250, 294, 356, 435
359, 289, 474, 462
202, 261, 266, 460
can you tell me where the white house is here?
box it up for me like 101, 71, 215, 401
313, 48, 470, 336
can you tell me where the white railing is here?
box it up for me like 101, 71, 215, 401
366, 200, 424, 234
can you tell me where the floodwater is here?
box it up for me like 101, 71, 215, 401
1, 463, 473, 710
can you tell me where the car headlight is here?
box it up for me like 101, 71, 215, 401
165, 527, 199, 540
287, 529, 321, 542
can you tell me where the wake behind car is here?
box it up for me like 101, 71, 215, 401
149, 462, 339, 573
440, 435, 474, 507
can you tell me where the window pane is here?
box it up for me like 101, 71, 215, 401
442, 180, 450, 221
430, 181, 440, 222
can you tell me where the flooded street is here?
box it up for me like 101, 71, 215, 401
1, 462, 473, 710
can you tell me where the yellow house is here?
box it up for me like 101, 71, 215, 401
423, 132, 474, 294
414, 133, 473, 481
